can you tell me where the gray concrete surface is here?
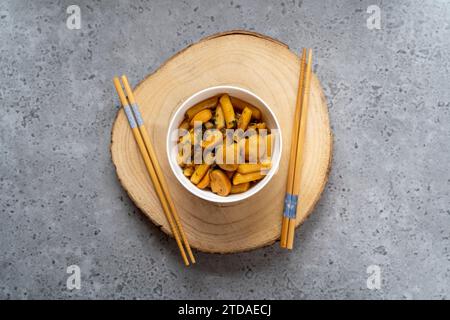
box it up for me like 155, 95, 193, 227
0, 0, 449, 300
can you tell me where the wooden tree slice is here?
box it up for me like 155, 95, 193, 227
111, 31, 332, 253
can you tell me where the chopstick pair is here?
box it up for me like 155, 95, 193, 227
113, 75, 195, 266
280, 48, 313, 250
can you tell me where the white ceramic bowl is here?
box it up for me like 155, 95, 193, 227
166, 86, 282, 204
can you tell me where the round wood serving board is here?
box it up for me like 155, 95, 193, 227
111, 31, 332, 253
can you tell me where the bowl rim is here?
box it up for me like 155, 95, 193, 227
166, 85, 282, 204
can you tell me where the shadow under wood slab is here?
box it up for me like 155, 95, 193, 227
111, 30, 333, 253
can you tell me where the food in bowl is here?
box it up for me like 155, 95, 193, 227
176, 94, 274, 197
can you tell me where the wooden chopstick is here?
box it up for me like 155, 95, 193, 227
286, 49, 313, 250
280, 48, 307, 248
113, 77, 193, 266
120, 75, 195, 264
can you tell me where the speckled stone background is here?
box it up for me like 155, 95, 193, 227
0, 0, 449, 300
